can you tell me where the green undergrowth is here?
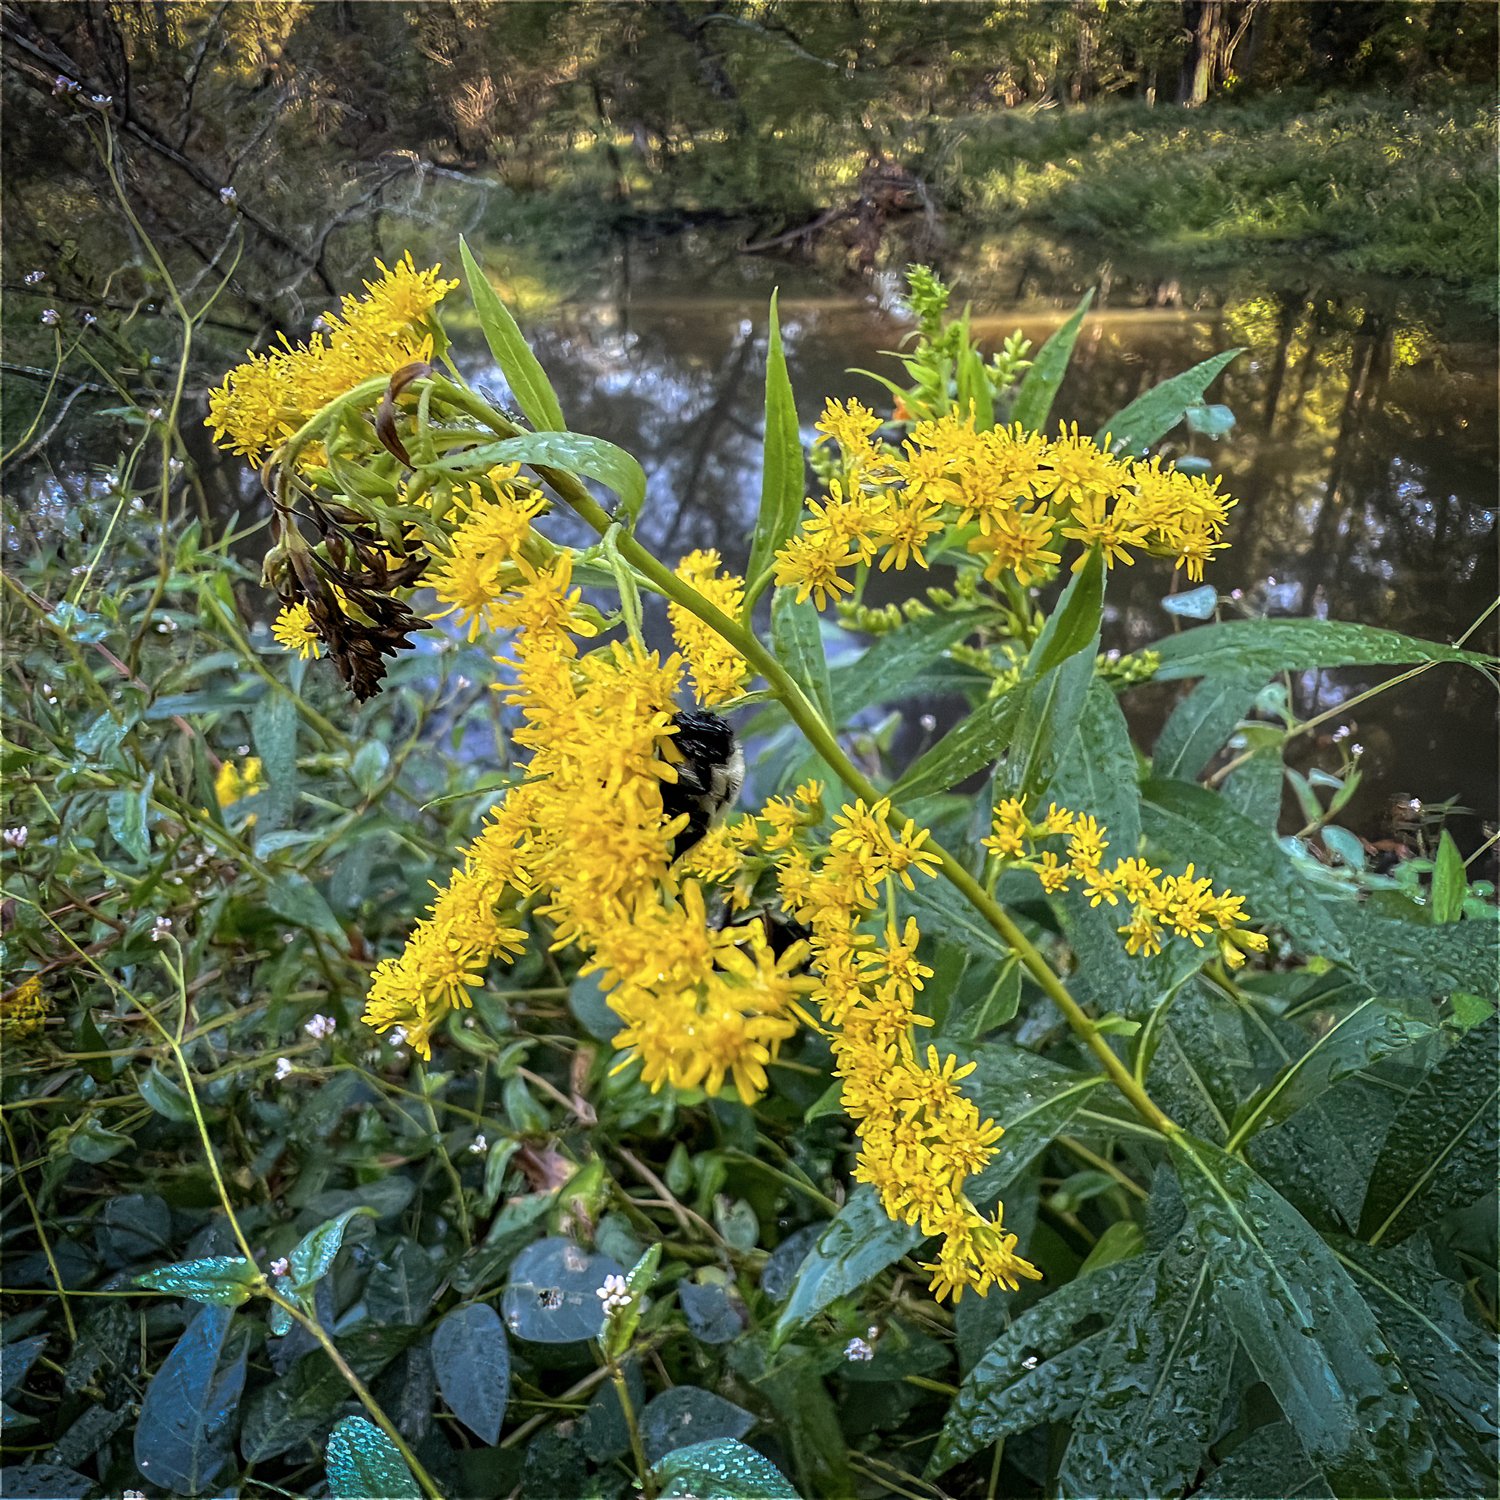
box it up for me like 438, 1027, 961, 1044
939, 91, 1498, 301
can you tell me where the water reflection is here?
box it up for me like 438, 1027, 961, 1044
452, 230, 1497, 843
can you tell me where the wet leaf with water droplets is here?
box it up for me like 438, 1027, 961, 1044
654, 1437, 802, 1498
1360, 1015, 1499, 1244
1171, 1135, 1438, 1497
928, 1259, 1145, 1476
325, 1414, 420, 1499
1058, 1239, 1232, 1498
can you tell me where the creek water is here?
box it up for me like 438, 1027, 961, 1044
450, 224, 1498, 851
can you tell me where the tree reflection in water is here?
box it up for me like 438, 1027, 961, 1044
465, 233, 1496, 851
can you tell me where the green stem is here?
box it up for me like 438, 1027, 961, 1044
526, 453, 1175, 1135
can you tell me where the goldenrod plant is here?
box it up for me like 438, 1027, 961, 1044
4, 241, 1495, 1500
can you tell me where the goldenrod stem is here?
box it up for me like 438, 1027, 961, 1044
531, 458, 1176, 1136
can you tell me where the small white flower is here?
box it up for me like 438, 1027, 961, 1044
82, 311, 98, 327
90, 93, 113, 107
468, 1134, 488, 1155
23, 270, 45, 286
919, 713, 937, 731
843, 1337, 874, 1362
40, 308, 60, 326
455, 675, 471, 690
388, 1025, 407, 1047
219, 185, 238, 205
149, 915, 172, 942
304, 1013, 336, 1041
274, 1057, 294, 1081
3, 827, 28, 849
1332, 725, 1350, 742
269, 1257, 289, 1278
1351, 743, 1364, 757
52, 75, 80, 96
123, 1490, 147, 1499
596, 1273, 632, 1315
1020, 1354, 1039, 1369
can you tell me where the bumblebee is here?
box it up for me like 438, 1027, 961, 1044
661, 710, 744, 859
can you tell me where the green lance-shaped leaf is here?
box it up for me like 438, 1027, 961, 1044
1152, 668, 1266, 782
771, 590, 834, 725
458, 235, 565, 432
1140, 778, 1350, 960
892, 679, 1025, 801
326, 1415, 421, 1500
746, 290, 805, 595
1058, 1239, 1233, 1499
107, 776, 152, 864
773, 1187, 921, 1336
1333, 1236, 1500, 1497
1336, 902, 1499, 1001
1360, 1015, 1499, 1245
1146, 617, 1494, 681
1011, 290, 1093, 435
431, 1301, 511, 1444
1028, 545, 1104, 679
290, 1206, 376, 1291
134, 1256, 260, 1307
929, 1258, 1146, 1476
1050, 679, 1142, 852
893, 549, 1104, 802
1429, 830, 1467, 924
830, 609, 979, 723
1169, 1134, 1437, 1497
133, 1303, 249, 1495
1226, 995, 1436, 1149
426, 430, 647, 522
654, 1438, 802, 1499
1195, 1423, 1333, 1500
1098, 347, 1243, 454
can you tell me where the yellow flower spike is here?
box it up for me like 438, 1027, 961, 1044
668, 549, 750, 706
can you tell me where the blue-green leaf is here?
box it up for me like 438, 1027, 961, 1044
459, 236, 566, 432
133, 1303, 249, 1495
326, 1415, 421, 1500
641, 1386, 756, 1465
432, 1301, 510, 1443
654, 1438, 801, 1499
134, 1256, 260, 1307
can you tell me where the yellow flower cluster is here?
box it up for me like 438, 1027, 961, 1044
773, 402, 1236, 607
214, 756, 266, 809
206, 255, 459, 459
363, 530, 807, 1098
425, 469, 552, 640
982, 797, 1267, 969
668, 550, 750, 706
2, 976, 47, 1038
272, 603, 323, 660
762, 789, 1040, 1303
